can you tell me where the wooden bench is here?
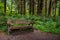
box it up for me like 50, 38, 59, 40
7, 20, 34, 35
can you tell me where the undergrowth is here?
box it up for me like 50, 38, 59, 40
0, 13, 60, 34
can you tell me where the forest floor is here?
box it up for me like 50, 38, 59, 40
0, 30, 60, 40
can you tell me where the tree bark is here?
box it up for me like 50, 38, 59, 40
59, 1, 60, 16
54, 0, 57, 16
4, 0, 6, 15
37, 0, 43, 16
15, 0, 26, 15
50, 0, 55, 17
29, 0, 34, 15
11, 0, 12, 14
45, 0, 47, 16
21, 0, 26, 15
48, 0, 52, 17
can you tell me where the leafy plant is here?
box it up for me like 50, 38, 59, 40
33, 16, 60, 34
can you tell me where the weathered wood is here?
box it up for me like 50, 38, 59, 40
10, 26, 33, 30
7, 20, 33, 25
7, 20, 34, 35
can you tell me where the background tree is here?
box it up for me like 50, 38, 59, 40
54, 0, 58, 16
29, 0, 34, 15
37, 0, 43, 16
48, 0, 52, 17
4, 0, 6, 15
44, 0, 47, 17
59, 0, 60, 16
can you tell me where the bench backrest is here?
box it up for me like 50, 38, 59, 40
7, 20, 33, 25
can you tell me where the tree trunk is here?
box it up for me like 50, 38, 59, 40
21, 0, 26, 15
45, 0, 47, 17
17, 5, 20, 14
4, 0, 6, 15
54, 0, 57, 16
50, 0, 55, 17
15, 0, 26, 15
11, 0, 12, 14
59, 0, 60, 16
48, 0, 52, 17
37, 0, 43, 16
29, 0, 34, 15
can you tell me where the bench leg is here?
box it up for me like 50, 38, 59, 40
31, 27, 34, 32
8, 28, 10, 35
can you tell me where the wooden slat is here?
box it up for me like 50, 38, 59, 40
9, 26, 33, 30
7, 20, 32, 24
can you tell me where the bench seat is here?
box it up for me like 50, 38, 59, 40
7, 20, 34, 35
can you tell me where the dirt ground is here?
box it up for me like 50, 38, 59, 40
0, 30, 60, 40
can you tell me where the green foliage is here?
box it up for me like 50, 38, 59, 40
0, 12, 60, 34
0, 16, 7, 32
52, 16, 60, 28
0, 24, 7, 32
0, 2, 4, 8
0, 0, 60, 35
33, 16, 60, 34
